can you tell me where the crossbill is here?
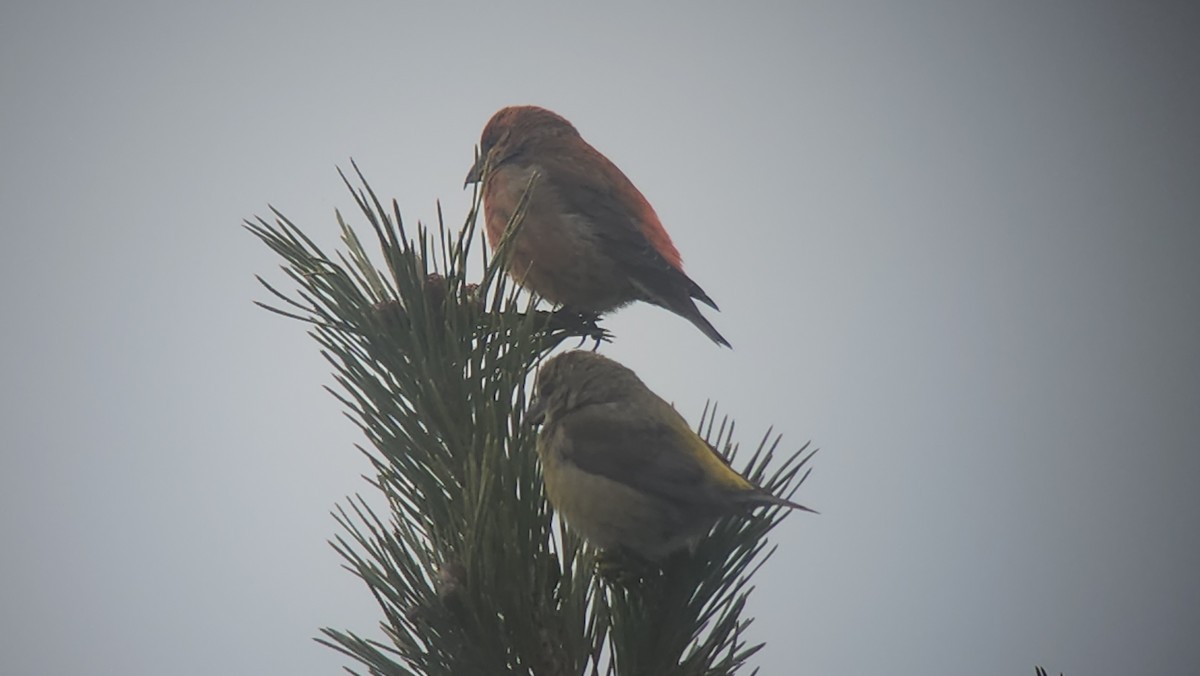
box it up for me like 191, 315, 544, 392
526, 351, 812, 560
464, 105, 730, 347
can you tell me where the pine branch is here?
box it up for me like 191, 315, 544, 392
248, 163, 816, 675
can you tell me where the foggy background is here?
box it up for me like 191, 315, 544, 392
3, 1, 1198, 674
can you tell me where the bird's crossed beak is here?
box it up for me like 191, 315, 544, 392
463, 153, 485, 188
526, 394, 547, 426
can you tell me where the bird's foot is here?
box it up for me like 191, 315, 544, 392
547, 307, 611, 349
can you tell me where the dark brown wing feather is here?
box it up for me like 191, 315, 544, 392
554, 402, 739, 513
537, 139, 730, 345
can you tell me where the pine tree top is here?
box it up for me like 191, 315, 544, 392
248, 162, 816, 676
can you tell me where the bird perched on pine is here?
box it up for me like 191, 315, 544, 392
526, 351, 813, 560
464, 105, 730, 347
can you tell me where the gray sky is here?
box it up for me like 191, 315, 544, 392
3, 1, 1198, 674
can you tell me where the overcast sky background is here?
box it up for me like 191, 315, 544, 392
3, 2, 1198, 674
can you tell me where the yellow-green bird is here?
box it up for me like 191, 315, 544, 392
527, 350, 814, 560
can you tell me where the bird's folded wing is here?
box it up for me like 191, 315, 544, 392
540, 146, 683, 266
557, 401, 751, 507
542, 150, 719, 310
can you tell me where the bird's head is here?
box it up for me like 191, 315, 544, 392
464, 105, 579, 187
526, 350, 643, 426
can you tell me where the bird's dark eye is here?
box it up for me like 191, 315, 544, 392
480, 127, 504, 155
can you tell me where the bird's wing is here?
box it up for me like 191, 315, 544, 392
540, 142, 720, 310
555, 399, 753, 509
540, 141, 680, 263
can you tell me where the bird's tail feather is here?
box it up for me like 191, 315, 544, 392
674, 270, 719, 310
690, 284, 720, 311
632, 278, 732, 347
679, 303, 732, 348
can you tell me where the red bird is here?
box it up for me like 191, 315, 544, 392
464, 105, 730, 347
